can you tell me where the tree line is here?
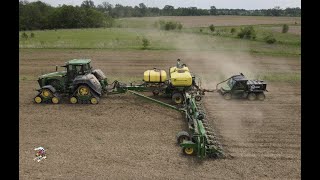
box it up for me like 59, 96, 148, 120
19, 0, 301, 31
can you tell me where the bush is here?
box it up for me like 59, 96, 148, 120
30, 32, 35, 38
158, 20, 182, 31
164, 21, 176, 30
230, 28, 236, 34
282, 24, 289, 33
264, 34, 277, 44
209, 24, 215, 32
237, 26, 256, 40
142, 37, 150, 49
199, 29, 203, 33
21, 32, 28, 39
177, 23, 183, 30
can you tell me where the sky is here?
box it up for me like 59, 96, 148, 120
25, 0, 301, 10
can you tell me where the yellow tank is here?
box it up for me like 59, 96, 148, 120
169, 66, 189, 75
170, 69, 192, 87
143, 69, 167, 83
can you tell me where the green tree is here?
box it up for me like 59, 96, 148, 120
237, 26, 256, 39
81, 0, 95, 9
19, 1, 54, 30
264, 34, 277, 44
209, 24, 215, 32
142, 37, 150, 49
230, 28, 236, 34
163, 5, 174, 16
21, 32, 28, 39
139, 3, 147, 16
210, 6, 217, 15
282, 24, 289, 33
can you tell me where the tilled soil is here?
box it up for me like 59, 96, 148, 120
19, 49, 300, 179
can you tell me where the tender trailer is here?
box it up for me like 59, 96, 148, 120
216, 73, 268, 101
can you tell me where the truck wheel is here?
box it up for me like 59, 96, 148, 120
247, 93, 256, 101
257, 93, 265, 101
172, 92, 184, 104
195, 95, 202, 101
152, 89, 159, 96
223, 93, 232, 100
176, 131, 190, 144
182, 147, 195, 156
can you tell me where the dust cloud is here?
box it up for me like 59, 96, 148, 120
159, 29, 269, 145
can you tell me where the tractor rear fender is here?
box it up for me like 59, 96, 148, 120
73, 74, 102, 96
37, 85, 56, 93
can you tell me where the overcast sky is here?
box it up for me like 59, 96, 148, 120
26, 0, 301, 9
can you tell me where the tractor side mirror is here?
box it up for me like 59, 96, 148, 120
55, 65, 58, 71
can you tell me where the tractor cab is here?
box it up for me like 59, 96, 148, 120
63, 59, 92, 80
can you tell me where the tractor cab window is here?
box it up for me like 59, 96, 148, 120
67, 65, 84, 77
227, 78, 236, 88
67, 65, 75, 77
75, 65, 83, 74
82, 63, 91, 73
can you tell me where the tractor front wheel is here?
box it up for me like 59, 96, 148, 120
248, 93, 257, 101
41, 89, 52, 98
34, 96, 42, 104
182, 147, 195, 156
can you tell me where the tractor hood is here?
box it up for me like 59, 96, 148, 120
39, 71, 67, 79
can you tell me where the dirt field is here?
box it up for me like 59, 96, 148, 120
19, 49, 300, 179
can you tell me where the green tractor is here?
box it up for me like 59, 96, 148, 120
34, 59, 108, 104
